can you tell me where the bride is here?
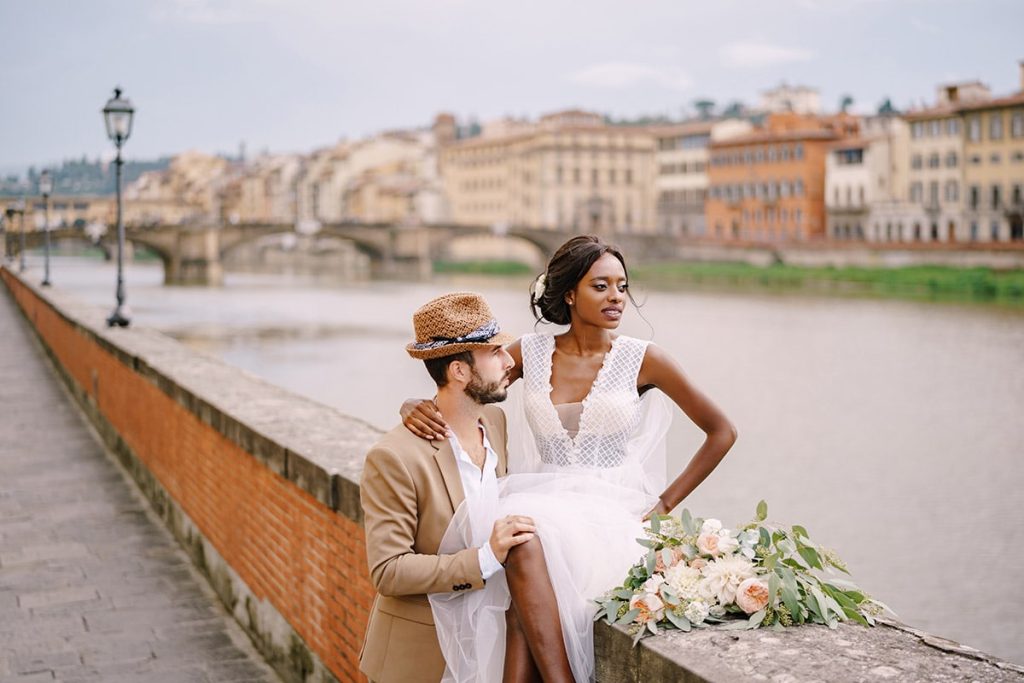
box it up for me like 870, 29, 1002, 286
403, 235, 737, 682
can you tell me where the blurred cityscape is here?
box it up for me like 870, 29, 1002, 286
3, 62, 1023, 246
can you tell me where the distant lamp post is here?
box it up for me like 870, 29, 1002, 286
39, 169, 53, 286
102, 87, 134, 328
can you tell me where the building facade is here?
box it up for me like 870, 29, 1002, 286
441, 110, 657, 234
826, 114, 912, 242
652, 119, 752, 237
706, 113, 859, 241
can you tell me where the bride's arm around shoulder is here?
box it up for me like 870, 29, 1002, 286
637, 343, 738, 514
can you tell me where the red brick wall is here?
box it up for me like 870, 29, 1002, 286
2, 270, 372, 682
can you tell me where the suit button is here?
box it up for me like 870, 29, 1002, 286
452, 585, 458, 591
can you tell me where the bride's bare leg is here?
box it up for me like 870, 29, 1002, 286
503, 607, 541, 683
504, 537, 574, 683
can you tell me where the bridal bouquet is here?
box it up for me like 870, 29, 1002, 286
596, 501, 885, 644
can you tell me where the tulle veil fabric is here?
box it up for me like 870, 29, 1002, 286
429, 381, 672, 682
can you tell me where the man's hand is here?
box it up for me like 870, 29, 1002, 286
401, 398, 449, 440
489, 515, 536, 564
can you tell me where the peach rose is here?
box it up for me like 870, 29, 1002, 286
696, 532, 720, 556
629, 591, 665, 624
654, 547, 686, 573
735, 577, 770, 614
689, 558, 708, 571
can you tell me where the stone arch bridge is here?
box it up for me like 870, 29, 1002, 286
7, 222, 682, 285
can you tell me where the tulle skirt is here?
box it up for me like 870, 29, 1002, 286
430, 470, 657, 682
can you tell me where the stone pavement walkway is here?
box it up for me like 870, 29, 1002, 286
0, 288, 280, 682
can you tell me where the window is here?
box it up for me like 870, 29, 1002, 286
859, 186, 865, 204
929, 181, 939, 205
609, 169, 616, 184
947, 119, 961, 136
755, 148, 764, 163
795, 179, 805, 196
573, 168, 580, 183
969, 185, 980, 209
946, 152, 958, 167
930, 120, 941, 137
928, 153, 940, 168
1013, 184, 1022, 207
945, 181, 959, 203
910, 182, 923, 202
767, 146, 777, 162
781, 146, 791, 162
911, 154, 923, 169
912, 122, 924, 139
970, 154, 982, 165
970, 221, 979, 241
1012, 111, 1024, 138
989, 113, 1003, 140
968, 116, 981, 141
991, 220, 1001, 241
794, 144, 804, 160
991, 184, 1001, 209
990, 153, 1001, 164
556, 166, 563, 183
625, 169, 633, 185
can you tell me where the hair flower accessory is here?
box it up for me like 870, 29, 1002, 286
533, 273, 547, 300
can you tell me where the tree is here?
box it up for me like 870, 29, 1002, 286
839, 94, 854, 113
693, 99, 716, 120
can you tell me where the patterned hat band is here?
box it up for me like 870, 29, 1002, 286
411, 319, 502, 351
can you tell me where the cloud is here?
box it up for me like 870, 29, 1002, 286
567, 62, 692, 91
910, 17, 940, 34
152, 0, 281, 25
719, 42, 814, 69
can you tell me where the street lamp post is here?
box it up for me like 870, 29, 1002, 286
39, 169, 53, 286
102, 87, 134, 328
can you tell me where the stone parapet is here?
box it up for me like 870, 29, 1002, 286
3, 264, 1022, 683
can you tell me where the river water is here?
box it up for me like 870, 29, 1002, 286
30, 254, 1024, 664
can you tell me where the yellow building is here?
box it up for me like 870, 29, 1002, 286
441, 110, 657, 235
960, 79, 1024, 242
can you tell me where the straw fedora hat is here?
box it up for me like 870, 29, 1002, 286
406, 292, 515, 360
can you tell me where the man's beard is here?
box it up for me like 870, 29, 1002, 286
464, 368, 508, 405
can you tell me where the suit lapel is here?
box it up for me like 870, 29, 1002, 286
480, 411, 508, 477
431, 438, 465, 514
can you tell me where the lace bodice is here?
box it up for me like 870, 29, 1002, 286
521, 333, 649, 469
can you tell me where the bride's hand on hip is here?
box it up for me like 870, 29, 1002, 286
489, 515, 536, 565
642, 499, 671, 522
401, 398, 449, 440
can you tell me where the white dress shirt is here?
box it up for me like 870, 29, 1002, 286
448, 424, 503, 580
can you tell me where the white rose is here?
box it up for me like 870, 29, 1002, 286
642, 574, 666, 596
684, 600, 710, 625
709, 604, 727, 618
701, 518, 723, 535
716, 531, 740, 555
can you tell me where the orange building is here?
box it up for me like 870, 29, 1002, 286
706, 113, 858, 241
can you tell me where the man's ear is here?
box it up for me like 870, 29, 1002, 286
447, 359, 469, 385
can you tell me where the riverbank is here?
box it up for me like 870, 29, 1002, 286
435, 259, 1024, 305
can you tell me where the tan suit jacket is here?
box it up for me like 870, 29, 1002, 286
358, 404, 508, 683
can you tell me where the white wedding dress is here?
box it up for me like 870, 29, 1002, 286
430, 333, 672, 682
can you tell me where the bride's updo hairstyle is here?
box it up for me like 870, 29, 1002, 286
530, 234, 632, 325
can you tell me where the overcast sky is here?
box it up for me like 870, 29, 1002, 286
2, 0, 1022, 173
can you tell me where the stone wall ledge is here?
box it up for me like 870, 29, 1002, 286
7, 269, 381, 523
595, 617, 1024, 682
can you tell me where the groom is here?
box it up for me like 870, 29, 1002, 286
360, 292, 566, 683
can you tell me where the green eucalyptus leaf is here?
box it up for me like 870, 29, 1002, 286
792, 524, 809, 539
799, 546, 823, 570
748, 609, 767, 629
646, 549, 656, 574
617, 608, 641, 625
651, 515, 661, 535
665, 609, 692, 632
756, 500, 768, 521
